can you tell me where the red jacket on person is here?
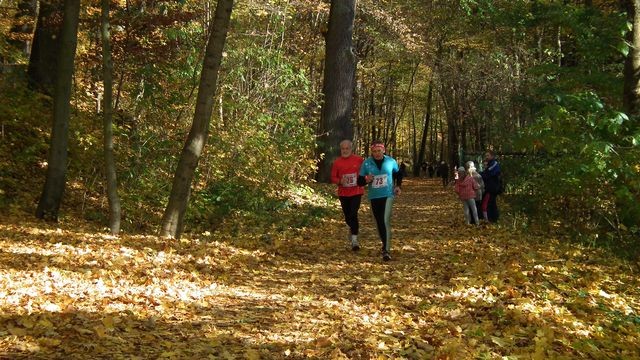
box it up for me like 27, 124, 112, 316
331, 155, 365, 197
454, 175, 478, 201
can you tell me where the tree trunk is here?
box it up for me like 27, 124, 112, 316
439, 84, 454, 167
460, 113, 467, 158
429, 100, 436, 163
411, 100, 418, 176
316, 0, 356, 183
416, 82, 433, 175
382, 77, 394, 146
447, 114, 459, 168
35, 0, 80, 220
369, 85, 376, 143
161, 0, 234, 239
391, 62, 419, 152
27, 0, 65, 94
624, 0, 640, 117
438, 114, 445, 163
101, 0, 121, 235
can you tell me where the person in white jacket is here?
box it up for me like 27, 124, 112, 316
466, 161, 485, 224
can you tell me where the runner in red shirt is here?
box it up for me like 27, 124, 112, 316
331, 140, 365, 250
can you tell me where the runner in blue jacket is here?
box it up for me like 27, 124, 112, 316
357, 141, 403, 261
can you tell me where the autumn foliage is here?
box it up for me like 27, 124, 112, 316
1, 179, 639, 358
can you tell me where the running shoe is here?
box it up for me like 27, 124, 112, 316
351, 235, 360, 251
382, 251, 391, 261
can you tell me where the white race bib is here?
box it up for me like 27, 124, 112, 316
372, 174, 388, 189
342, 173, 357, 187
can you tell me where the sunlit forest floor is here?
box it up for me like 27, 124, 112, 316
1, 178, 639, 359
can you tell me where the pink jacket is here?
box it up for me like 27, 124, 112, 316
455, 175, 478, 201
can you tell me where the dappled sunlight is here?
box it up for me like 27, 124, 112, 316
1, 178, 639, 358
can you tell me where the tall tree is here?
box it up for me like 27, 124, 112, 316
624, 0, 640, 117
101, 0, 121, 235
27, 0, 64, 94
161, 0, 234, 239
415, 81, 433, 176
35, 0, 80, 220
316, 0, 357, 183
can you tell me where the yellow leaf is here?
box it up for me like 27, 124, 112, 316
315, 336, 332, 348
19, 316, 35, 329
102, 316, 115, 330
490, 336, 509, 347
37, 318, 54, 330
74, 326, 93, 335
8, 326, 27, 336
245, 349, 261, 360
94, 325, 106, 338
38, 337, 61, 347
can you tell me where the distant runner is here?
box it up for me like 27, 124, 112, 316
358, 141, 403, 261
331, 140, 365, 250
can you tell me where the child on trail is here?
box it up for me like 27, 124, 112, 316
454, 166, 480, 225
465, 161, 484, 224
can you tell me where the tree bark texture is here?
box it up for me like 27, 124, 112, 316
161, 0, 234, 239
27, 0, 64, 94
416, 82, 433, 175
411, 101, 418, 176
101, 0, 121, 235
624, 0, 640, 117
316, 0, 356, 183
35, 0, 80, 220
391, 62, 419, 153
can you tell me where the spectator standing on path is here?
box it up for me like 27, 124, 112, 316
357, 141, 403, 261
399, 161, 408, 178
481, 150, 501, 222
427, 163, 434, 178
330, 140, 365, 250
465, 161, 484, 224
421, 162, 428, 177
438, 161, 449, 187
454, 166, 480, 225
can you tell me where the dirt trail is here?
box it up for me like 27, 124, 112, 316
349, 177, 463, 261
1, 177, 639, 359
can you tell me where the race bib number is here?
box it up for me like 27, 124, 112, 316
342, 173, 357, 187
372, 174, 388, 189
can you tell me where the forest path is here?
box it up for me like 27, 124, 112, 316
0, 178, 639, 358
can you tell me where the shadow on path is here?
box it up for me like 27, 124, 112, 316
1, 178, 639, 358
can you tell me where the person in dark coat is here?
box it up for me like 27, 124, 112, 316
480, 150, 501, 222
438, 161, 449, 187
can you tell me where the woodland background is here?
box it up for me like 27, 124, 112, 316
2, 0, 640, 358
1, 0, 640, 253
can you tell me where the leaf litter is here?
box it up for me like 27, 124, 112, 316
0, 178, 639, 359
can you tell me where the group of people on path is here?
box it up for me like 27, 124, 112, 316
420, 161, 451, 187
453, 150, 501, 226
330, 140, 501, 262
